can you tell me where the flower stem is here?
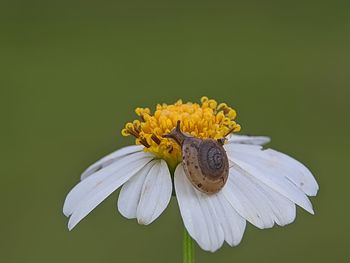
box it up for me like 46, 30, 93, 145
183, 228, 195, 263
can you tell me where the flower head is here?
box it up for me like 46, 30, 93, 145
121, 97, 240, 169
63, 97, 318, 252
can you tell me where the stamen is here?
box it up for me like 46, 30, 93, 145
223, 126, 237, 138
138, 138, 150, 148
126, 128, 139, 138
151, 134, 161, 145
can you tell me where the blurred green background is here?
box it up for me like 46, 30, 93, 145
1, 1, 349, 262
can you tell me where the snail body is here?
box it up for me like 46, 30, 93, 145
164, 121, 229, 194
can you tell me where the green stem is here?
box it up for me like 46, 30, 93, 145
183, 228, 195, 263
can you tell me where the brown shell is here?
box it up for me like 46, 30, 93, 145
182, 138, 229, 194
163, 121, 229, 194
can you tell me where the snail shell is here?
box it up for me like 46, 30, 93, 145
164, 121, 229, 194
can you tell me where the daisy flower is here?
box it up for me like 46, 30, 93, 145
63, 97, 318, 252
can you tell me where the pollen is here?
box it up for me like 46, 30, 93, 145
121, 97, 241, 169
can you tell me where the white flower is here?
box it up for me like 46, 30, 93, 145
63, 98, 318, 252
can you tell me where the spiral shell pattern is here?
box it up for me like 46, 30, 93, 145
183, 138, 229, 194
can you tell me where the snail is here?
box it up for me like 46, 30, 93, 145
164, 121, 229, 194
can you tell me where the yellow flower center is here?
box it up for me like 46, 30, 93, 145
121, 97, 241, 169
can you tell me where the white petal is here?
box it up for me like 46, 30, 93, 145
64, 151, 152, 217
223, 164, 296, 228
225, 144, 318, 196
264, 149, 319, 196
81, 145, 144, 180
174, 164, 225, 252
136, 160, 172, 225
223, 166, 273, 228
225, 144, 315, 214
228, 134, 271, 145
211, 193, 246, 246
117, 161, 156, 219
67, 153, 153, 230
255, 181, 296, 226
63, 151, 153, 221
